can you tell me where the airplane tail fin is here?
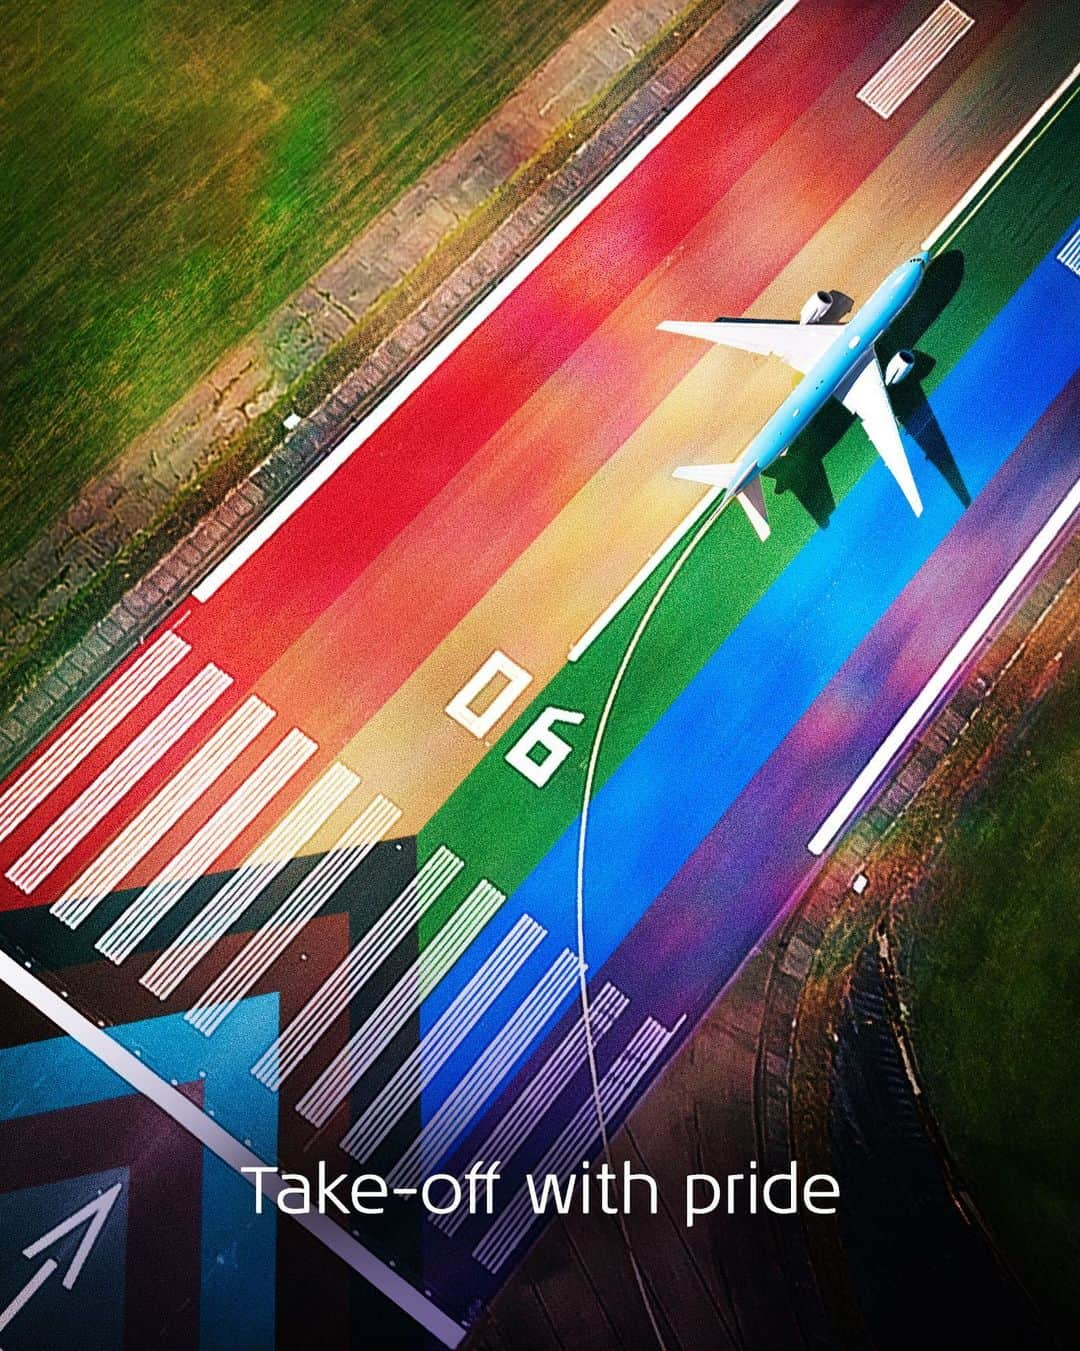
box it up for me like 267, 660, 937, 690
672, 466, 770, 541
672, 464, 735, 488
733, 477, 770, 541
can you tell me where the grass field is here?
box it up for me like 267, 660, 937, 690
0, 0, 606, 565
904, 659, 1080, 1334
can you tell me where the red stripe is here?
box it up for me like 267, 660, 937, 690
191, 0, 888, 662
0, 0, 1021, 907
228, 0, 1012, 745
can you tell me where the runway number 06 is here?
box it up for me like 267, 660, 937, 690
445, 650, 584, 788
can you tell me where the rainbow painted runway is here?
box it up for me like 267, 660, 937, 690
1, 0, 1078, 1340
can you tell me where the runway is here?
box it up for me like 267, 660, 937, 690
0, 0, 1078, 1338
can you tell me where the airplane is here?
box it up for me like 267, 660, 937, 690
658, 250, 930, 540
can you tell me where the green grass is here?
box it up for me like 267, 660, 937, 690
0, 0, 606, 564
905, 662, 1080, 1333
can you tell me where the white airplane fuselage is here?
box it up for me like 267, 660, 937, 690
724, 252, 927, 503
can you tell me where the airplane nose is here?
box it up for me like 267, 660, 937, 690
913, 249, 930, 268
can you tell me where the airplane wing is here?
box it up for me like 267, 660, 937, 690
657, 319, 842, 374
838, 358, 923, 516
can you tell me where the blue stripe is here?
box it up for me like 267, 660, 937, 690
419, 222, 1080, 1114
0, 998, 279, 1347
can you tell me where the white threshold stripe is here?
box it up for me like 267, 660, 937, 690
572, 60, 1080, 669
861, 17, 955, 114
94, 728, 317, 964
340, 915, 546, 1163
808, 473, 1080, 856
250, 844, 465, 1090
474, 1015, 677, 1272
857, 3, 973, 120
866, 24, 964, 119
860, 9, 967, 115
1058, 227, 1080, 275
0, 632, 190, 844
0, 5, 810, 1340
5, 665, 232, 894
862, 12, 953, 100
186, 793, 402, 1036
192, 0, 802, 604
50, 696, 275, 930
433, 981, 628, 1237
140, 761, 360, 999
388, 949, 580, 1190
297, 880, 507, 1127
0, 949, 466, 1348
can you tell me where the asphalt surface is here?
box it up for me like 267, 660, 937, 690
0, 0, 1078, 1340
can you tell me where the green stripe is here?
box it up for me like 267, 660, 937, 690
418, 91, 1080, 934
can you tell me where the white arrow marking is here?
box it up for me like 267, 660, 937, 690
0, 1258, 58, 1336
0, 1182, 123, 1337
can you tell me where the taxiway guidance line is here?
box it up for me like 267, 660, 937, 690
569, 62, 1080, 666
924, 59, 1080, 251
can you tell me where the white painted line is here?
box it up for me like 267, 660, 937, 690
0, 947, 466, 1347
94, 728, 317, 964
568, 482, 726, 661
925, 62, 1080, 251
5, 665, 232, 894
0, 632, 190, 844
388, 949, 580, 1189
0, 1255, 57, 1334
572, 60, 1080, 666
296, 880, 506, 1127
140, 760, 359, 998
474, 1015, 676, 1272
186, 793, 402, 1036
250, 844, 465, 1090
808, 474, 1080, 856
191, 0, 803, 604
856, 3, 973, 120
1057, 226, 1080, 276
0, 4, 810, 1337
860, 10, 969, 118
432, 980, 628, 1237
50, 696, 275, 930
339, 915, 545, 1163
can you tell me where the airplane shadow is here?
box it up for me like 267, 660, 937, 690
828, 291, 855, 322
892, 359, 971, 507
763, 418, 841, 529
764, 251, 969, 529
883, 249, 970, 508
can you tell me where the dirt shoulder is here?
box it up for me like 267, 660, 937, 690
0, 0, 773, 774
784, 530, 1080, 1346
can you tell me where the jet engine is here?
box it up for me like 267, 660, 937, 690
799, 290, 834, 325
885, 349, 916, 386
